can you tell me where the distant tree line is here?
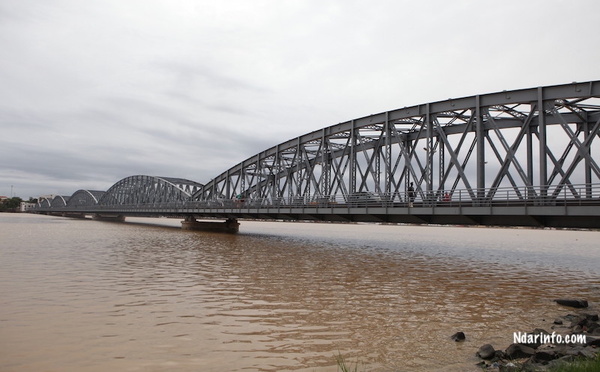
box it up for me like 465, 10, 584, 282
0, 197, 37, 212
0, 197, 22, 212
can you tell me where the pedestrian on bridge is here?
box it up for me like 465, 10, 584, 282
408, 182, 415, 207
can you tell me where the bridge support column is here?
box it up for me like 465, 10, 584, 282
62, 212, 87, 219
181, 217, 240, 233
92, 214, 125, 222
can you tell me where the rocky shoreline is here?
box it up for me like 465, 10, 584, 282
471, 299, 599, 371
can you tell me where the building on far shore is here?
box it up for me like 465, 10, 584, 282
20, 202, 36, 212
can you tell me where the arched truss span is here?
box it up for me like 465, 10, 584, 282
50, 195, 70, 207
66, 190, 105, 207
193, 80, 600, 204
98, 175, 203, 206
38, 198, 52, 208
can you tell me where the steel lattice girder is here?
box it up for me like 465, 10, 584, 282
99, 175, 203, 206
192, 81, 600, 204
66, 190, 105, 207
38, 198, 52, 208
50, 195, 70, 207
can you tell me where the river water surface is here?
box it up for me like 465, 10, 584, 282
1, 214, 599, 371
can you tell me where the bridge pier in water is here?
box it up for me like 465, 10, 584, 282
181, 216, 240, 233
62, 212, 87, 219
92, 214, 126, 222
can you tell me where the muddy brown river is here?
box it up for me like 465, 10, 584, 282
1, 214, 599, 371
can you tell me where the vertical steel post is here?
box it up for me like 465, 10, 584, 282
350, 120, 356, 195
584, 120, 592, 198
240, 160, 246, 199
225, 169, 230, 199
296, 137, 302, 197
476, 95, 485, 201
439, 137, 445, 192
211, 176, 216, 200
526, 107, 534, 194
255, 152, 262, 198
404, 134, 412, 194
274, 144, 280, 201
375, 147, 381, 193
538, 87, 548, 199
385, 112, 391, 195
321, 128, 330, 196
426, 103, 433, 193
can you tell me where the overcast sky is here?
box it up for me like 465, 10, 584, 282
1, 0, 599, 199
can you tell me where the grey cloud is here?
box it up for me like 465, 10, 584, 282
155, 61, 266, 93
2, 0, 600, 198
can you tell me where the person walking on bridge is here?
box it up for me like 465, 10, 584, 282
408, 182, 415, 207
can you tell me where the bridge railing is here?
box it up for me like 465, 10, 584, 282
32, 183, 600, 213
191, 183, 600, 209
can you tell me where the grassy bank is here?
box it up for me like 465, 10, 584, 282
548, 353, 600, 372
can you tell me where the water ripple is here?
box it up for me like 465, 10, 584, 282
1, 215, 599, 372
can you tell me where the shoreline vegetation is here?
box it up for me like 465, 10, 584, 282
336, 299, 599, 372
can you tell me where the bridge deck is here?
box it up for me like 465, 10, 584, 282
40, 201, 600, 229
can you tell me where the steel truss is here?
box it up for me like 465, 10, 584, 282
50, 195, 69, 208
37, 198, 52, 209
99, 175, 203, 206
66, 190, 105, 207
192, 81, 600, 206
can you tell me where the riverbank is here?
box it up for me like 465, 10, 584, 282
338, 301, 600, 371
474, 300, 599, 371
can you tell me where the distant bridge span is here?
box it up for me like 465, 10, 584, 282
35, 80, 600, 230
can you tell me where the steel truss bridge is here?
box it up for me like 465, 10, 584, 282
35, 81, 600, 230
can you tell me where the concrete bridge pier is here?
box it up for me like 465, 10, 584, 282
92, 214, 126, 222
62, 212, 87, 219
181, 216, 240, 233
